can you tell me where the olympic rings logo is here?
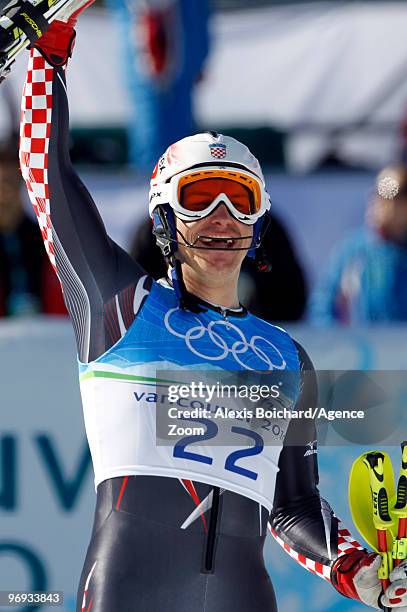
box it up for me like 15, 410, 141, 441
164, 307, 287, 371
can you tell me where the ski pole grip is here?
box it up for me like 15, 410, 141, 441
394, 442, 407, 512
363, 453, 394, 531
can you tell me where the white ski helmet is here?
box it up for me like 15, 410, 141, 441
149, 131, 270, 219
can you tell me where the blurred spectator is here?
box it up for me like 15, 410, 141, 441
310, 165, 407, 324
0, 143, 66, 317
130, 212, 307, 322
107, 0, 210, 169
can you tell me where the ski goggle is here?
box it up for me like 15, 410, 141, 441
150, 168, 270, 225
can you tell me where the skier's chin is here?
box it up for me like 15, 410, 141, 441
196, 244, 242, 272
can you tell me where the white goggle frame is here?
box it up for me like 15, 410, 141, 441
149, 167, 270, 225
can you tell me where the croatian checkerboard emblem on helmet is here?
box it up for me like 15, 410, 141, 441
209, 143, 227, 159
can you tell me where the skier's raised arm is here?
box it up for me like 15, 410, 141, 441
18, 4, 150, 362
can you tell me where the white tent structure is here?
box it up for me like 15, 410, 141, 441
1, 2, 407, 170
198, 1, 407, 170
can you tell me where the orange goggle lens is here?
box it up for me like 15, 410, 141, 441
178, 170, 262, 215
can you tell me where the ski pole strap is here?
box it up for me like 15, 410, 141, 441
10, 2, 50, 43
